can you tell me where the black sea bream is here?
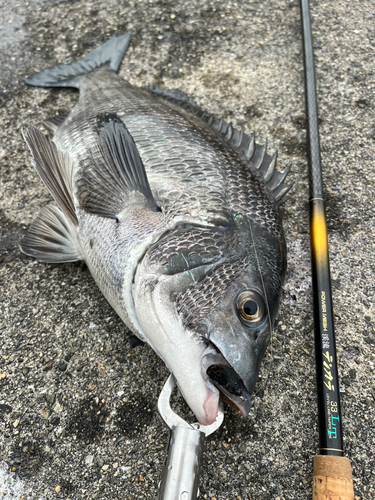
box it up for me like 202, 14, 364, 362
21, 34, 292, 425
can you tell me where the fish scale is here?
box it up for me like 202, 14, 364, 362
54, 67, 282, 240
146, 226, 239, 268
21, 33, 291, 425
177, 257, 245, 327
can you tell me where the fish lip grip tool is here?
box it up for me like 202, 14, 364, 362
157, 374, 224, 500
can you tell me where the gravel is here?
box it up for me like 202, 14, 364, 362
1, 0, 374, 498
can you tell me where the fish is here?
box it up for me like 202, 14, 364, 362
20, 33, 292, 425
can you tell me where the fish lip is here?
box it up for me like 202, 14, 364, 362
202, 341, 251, 417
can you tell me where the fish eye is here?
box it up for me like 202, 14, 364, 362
236, 291, 265, 325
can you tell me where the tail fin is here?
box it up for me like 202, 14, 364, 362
24, 33, 131, 89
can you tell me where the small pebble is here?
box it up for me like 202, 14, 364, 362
46, 393, 55, 404
53, 402, 61, 412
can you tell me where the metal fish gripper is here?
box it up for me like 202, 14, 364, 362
157, 374, 224, 500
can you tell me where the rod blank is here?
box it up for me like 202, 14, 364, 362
299, 0, 354, 498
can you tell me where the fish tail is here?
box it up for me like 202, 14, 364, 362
24, 33, 131, 89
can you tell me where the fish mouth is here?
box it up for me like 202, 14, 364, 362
202, 342, 251, 417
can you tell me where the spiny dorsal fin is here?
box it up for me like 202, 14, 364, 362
20, 205, 82, 263
43, 114, 68, 135
22, 127, 77, 226
76, 113, 158, 219
196, 114, 293, 205
144, 86, 293, 205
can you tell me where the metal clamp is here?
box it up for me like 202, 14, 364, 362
157, 374, 224, 500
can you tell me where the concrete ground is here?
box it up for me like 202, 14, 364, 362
0, 0, 374, 498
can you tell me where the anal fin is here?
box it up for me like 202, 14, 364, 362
20, 205, 82, 263
22, 127, 77, 226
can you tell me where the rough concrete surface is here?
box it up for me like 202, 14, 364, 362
0, 0, 374, 498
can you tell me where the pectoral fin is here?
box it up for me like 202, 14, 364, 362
76, 113, 159, 220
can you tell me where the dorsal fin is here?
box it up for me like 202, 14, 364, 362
144, 86, 293, 205
76, 113, 158, 219
22, 127, 77, 226
143, 86, 201, 112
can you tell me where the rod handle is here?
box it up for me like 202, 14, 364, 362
313, 455, 354, 500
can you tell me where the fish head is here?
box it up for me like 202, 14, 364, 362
133, 216, 286, 425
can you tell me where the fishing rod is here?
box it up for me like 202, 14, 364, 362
299, 1, 355, 498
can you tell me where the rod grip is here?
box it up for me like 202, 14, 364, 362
313, 455, 354, 500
